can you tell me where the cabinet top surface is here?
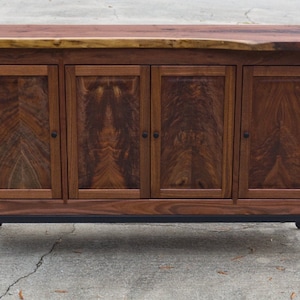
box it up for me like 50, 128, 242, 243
1, 25, 300, 51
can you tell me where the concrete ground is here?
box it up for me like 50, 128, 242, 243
0, 0, 300, 24
1, 1, 300, 299
0, 222, 300, 300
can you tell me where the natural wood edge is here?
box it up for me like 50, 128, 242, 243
0, 38, 279, 51
1, 25, 300, 51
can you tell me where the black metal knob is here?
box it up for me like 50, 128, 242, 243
51, 131, 58, 138
153, 132, 159, 139
142, 132, 148, 138
243, 132, 250, 139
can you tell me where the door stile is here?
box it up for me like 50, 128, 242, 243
65, 66, 79, 199
48, 65, 62, 198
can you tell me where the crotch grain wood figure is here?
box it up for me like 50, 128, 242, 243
160, 75, 224, 190
77, 76, 140, 190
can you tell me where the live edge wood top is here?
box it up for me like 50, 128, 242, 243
1, 25, 300, 51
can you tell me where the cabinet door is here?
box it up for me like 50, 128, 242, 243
66, 66, 150, 199
240, 67, 300, 198
151, 66, 235, 198
0, 65, 61, 198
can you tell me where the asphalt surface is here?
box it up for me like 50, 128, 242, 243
1, 1, 300, 299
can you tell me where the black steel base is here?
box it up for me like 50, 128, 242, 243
0, 215, 300, 224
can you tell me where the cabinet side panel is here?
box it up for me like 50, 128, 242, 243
160, 76, 225, 190
77, 76, 140, 189
249, 76, 300, 189
0, 76, 51, 189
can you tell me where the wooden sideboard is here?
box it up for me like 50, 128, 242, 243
1, 25, 300, 225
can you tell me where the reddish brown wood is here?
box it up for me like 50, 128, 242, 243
63, 49, 300, 66
232, 64, 243, 203
65, 66, 78, 198
66, 65, 150, 199
58, 59, 69, 202
1, 25, 300, 51
77, 75, 140, 189
48, 66, 62, 199
151, 66, 235, 198
139, 67, 151, 198
1, 48, 299, 67
240, 66, 300, 198
0, 65, 61, 199
1, 29, 300, 219
0, 190, 53, 199
223, 67, 235, 198
0, 25, 298, 40
1, 198, 300, 216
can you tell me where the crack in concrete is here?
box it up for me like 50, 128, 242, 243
0, 224, 76, 299
245, 8, 255, 24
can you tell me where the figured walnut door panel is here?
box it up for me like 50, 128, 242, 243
66, 66, 150, 199
0, 65, 61, 199
151, 66, 235, 198
240, 67, 300, 198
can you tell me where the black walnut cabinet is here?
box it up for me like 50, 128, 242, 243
0, 25, 300, 227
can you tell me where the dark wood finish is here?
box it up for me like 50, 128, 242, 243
62, 49, 300, 66
0, 66, 61, 199
66, 66, 150, 199
240, 67, 300, 198
232, 65, 243, 203
1, 26, 300, 220
151, 66, 235, 198
1, 25, 300, 51
58, 59, 69, 202
48, 66, 62, 199
1, 48, 300, 67
1, 198, 300, 216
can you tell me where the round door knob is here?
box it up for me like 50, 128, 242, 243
243, 132, 250, 139
153, 132, 159, 139
142, 132, 148, 138
51, 131, 58, 138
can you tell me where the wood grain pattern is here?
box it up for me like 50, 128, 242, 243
250, 76, 300, 188
1, 25, 300, 50
0, 75, 51, 189
1, 198, 300, 216
76, 75, 140, 190
151, 66, 234, 198
161, 76, 224, 189
232, 65, 243, 203
240, 67, 300, 198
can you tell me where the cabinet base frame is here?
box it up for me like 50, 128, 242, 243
0, 215, 300, 224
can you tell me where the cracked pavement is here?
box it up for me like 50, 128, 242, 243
0, 224, 75, 299
0, 223, 300, 299
244, 8, 255, 24
0, 225, 76, 299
